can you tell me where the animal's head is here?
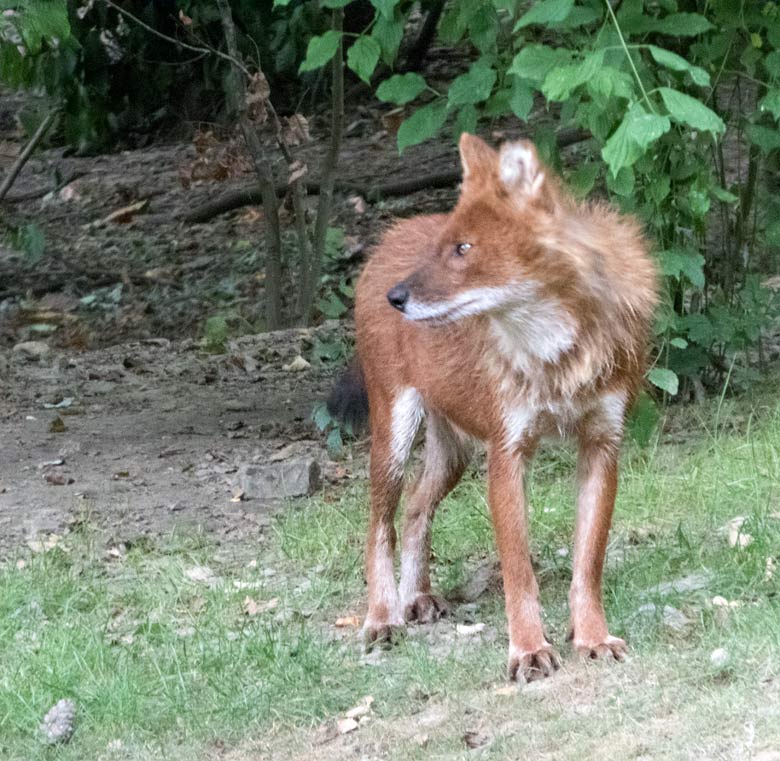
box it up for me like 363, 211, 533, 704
386, 133, 569, 324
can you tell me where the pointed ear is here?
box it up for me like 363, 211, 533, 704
499, 140, 546, 203
459, 133, 497, 180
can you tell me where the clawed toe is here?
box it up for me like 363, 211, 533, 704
507, 644, 561, 683
404, 593, 449, 624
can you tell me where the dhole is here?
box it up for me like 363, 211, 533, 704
328, 134, 658, 682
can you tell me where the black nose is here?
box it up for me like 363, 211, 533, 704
387, 284, 410, 311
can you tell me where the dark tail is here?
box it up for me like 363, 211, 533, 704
326, 359, 370, 434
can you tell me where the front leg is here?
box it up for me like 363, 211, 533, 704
569, 437, 627, 661
487, 448, 560, 682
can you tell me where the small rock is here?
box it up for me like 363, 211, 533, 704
40, 699, 76, 744
642, 571, 713, 598
456, 623, 486, 636
662, 605, 692, 631
463, 730, 489, 749
283, 355, 311, 372
238, 459, 321, 500
184, 565, 221, 588
13, 340, 50, 360
710, 647, 729, 668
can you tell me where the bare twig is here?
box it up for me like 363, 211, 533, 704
300, 9, 345, 323
0, 110, 58, 202
3, 169, 86, 204
216, 0, 283, 328
101, 0, 252, 77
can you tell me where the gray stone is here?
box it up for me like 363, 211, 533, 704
238, 459, 321, 500
13, 340, 51, 360
641, 571, 713, 598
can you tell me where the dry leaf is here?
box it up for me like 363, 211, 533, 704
245, 72, 270, 125
243, 596, 278, 615
345, 696, 374, 719
288, 160, 308, 185
494, 684, 519, 696
86, 199, 149, 229
281, 114, 310, 146
337, 718, 359, 735
230, 489, 245, 503
49, 416, 66, 433
765, 557, 775, 581
44, 472, 70, 486
178, 9, 193, 25
348, 195, 367, 214
725, 516, 753, 548
335, 615, 361, 628
27, 534, 61, 553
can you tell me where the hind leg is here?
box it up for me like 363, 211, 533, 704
363, 388, 424, 646
399, 415, 471, 624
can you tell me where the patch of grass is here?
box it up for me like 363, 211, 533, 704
1, 390, 779, 759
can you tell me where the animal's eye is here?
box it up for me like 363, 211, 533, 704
454, 242, 472, 256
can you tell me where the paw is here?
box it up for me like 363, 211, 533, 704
363, 618, 404, 651
572, 634, 627, 662
404, 593, 449, 624
507, 643, 561, 683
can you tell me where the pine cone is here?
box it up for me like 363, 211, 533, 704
39, 698, 76, 744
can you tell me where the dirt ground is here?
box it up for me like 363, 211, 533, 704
0, 89, 480, 556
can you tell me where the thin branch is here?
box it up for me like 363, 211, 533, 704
604, 0, 655, 113
0, 110, 58, 202
216, 0, 283, 328
303, 9, 345, 323
101, 0, 252, 78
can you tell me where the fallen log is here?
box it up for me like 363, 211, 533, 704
183, 127, 591, 224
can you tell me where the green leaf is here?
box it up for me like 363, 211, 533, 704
397, 101, 447, 154
568, 162, 599, 198
514, 0, 573, 30
765, 51, 780, 79
542, 50, 604, 101
372, 15, 405, 65
346, 36, 380, 84
602, 103, 671, 176
454, 104, 478, 139
508, 45, 572, 84
659, 87, 725, 135
628, 391, 660, 448
747, 124, 780, 153
647, 45, 711, 87
312, 403, 332, 431
659, 247, 705, 288
766, 220, 780, 247
760, 89, 780, 121
370, 0, 398, 20
654, 13, 713, 37
711, 185, 738, 203
376, 73, 428, 105
647, 368, 679, 396
681, 313, 714, 344
326, 427, 344, 455
299, 31, 342, 73
321, 0, 353, 6
670, 337, 688, 349
509, 77, 534, 120
587, 67, 635, 100
607, 165, 635, 196
317, 292, 347, 319
448, 61, 497, 106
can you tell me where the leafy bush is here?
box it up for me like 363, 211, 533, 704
297, 0, 780, 395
